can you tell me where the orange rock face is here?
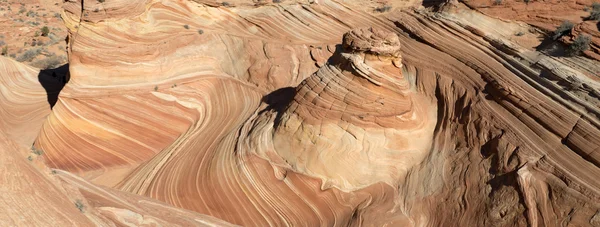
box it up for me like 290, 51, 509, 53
2, 0, 600, 226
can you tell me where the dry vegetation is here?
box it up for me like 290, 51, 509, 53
0, 0, 67, 69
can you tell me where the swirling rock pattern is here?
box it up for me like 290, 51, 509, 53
2, 0, 600, 226
247, 27, 436, 191
0, 57, 235, 226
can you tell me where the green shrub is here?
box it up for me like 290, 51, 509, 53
41, 26, 50, 36
553, 21, 574, 40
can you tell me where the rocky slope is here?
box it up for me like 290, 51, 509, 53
2, 0, 600, 226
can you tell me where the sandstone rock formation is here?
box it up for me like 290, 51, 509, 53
246, 27, 437, 192
2, 0, 600, 226
0, 57, 235, 226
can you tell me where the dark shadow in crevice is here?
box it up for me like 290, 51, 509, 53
535, 36, 568, 57
261, 87, 296, 129
38, 64, 70, 109
421, 0, 445, 9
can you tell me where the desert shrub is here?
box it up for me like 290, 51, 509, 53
18, 7, 25, 14
75, 200, 85, 212
0, 40, 4, 46
222, 1, 231, 6
98, 0, 105, 2
375, 5, 392, 12
183, 24, 189, 29
26, 10, 36, 17
46, 33, 62, 45
15, 48, 41, 62
593, 2, 600, 10
587, 3, 600, 20
524, 0, 530, 4
36, 40, 44, 46
41, 26, 50, 36
493, 0, 502, 5
553, 21, 574, 40
589, 11, 600, 20
567, 34, 591, 56
273, 0, 282, 3
54, 12, 61, 18
32, 55, 65, 69
515, 31, 524, 36
31, 146, 43, 156
1, 46, 7, 56
198, 29, 204, 34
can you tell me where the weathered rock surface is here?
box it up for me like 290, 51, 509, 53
2, 0, 600, 226
0, 57, 236, 226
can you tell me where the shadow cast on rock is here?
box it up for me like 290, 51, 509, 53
38, 64, 69, 109
261, 87, 296, 129
535, 36, 568, 57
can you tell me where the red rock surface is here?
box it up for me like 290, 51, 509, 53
1, 0, 600, 226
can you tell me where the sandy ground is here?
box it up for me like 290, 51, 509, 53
0, 0, 68, 69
